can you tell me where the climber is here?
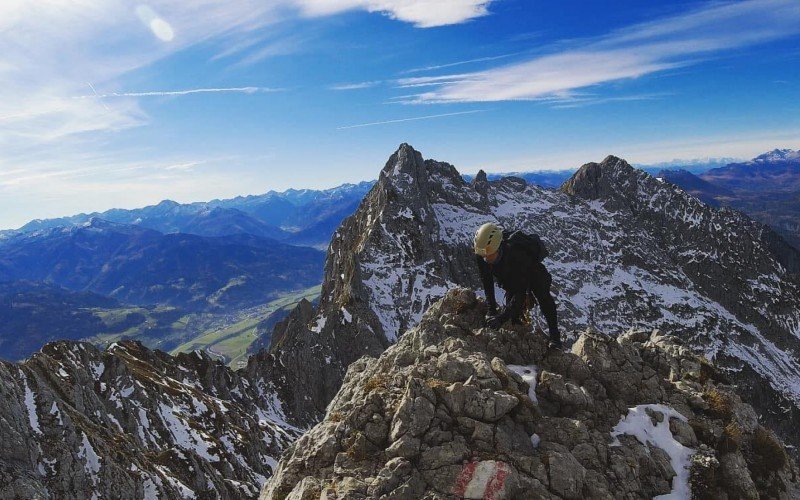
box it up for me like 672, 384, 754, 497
473, 222, 562, 349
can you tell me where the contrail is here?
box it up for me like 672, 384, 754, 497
76, 87, 282, 99
87, 82, 110, 111
337, 110, 485, 130
400, 52, 523, 74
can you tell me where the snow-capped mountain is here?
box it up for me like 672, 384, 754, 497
0, 340, 301, 498
268, 143, 800, 451
660, 148, 800, 249
749, 148, 800, 164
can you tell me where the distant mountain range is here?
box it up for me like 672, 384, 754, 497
9, 182, 375, 249
0, 218, 324, 311
3, 148, 797, 364
7, 150, 796, 251
659, 148, 800, 249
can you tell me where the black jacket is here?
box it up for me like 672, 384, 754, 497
476, 232, 559, 336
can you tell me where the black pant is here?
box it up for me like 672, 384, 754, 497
507, 263, 559, 339
533, 264, 559, 339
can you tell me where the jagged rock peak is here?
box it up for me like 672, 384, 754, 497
471, 169, 490, 200
381, 143, 426, 178
378, 143, 466, 193
267, 297, 315, 350
560, 155, 636, 199
260, 289, 800, 499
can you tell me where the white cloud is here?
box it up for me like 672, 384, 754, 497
292, 0, 493, 28
399, 0, 800, 103
0, 0, 488, 149
0, 1, 291, 150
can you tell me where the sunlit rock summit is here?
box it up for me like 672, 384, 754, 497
260, 289, 800, 499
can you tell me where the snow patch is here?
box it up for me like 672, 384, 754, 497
49, 401, 63, 426
155, 465, 196, 499
21, 372, 42, 435
158, 403, 219, 462
90, 362, 105, 380
611, 404, 694, 500
77, 433, 101, 487
310, 315, 327, 333
507, 364, 538, 403
142, 477, 160, 500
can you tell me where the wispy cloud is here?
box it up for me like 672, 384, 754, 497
292, 0, 494, 28
337, 109, 484, 129
230, 34, 309, 67
396, 0, 800, 103
0, 0, 485, 147
330, 81, 383, 90
163, 161, 206, 171
75, 87, 283, 99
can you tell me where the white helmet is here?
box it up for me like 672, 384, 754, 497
474, 223, 503, 256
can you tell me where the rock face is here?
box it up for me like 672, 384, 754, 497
260, 289, 800, 499
268, 144, 800, 451
0, 340, 301, 499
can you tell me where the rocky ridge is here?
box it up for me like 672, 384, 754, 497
265, 144, 800, 450
261, 288, 800, 499
0, 340, 301, 499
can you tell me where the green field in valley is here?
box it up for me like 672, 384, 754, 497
84, 285, 321, 369
169, 285, 321, 369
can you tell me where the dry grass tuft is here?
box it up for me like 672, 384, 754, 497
719, 422, 743, 453
751, 427, 787, 473
364, 374, 388, 393
703, 388, 733, 421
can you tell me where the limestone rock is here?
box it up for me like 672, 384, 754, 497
260, 289, 800, 499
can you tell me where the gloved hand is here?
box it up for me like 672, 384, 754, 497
484, 315, 503, 329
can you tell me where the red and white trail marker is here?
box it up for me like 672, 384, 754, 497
452, 460, 510, 500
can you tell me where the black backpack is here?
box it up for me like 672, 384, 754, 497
506, 230, 549, 263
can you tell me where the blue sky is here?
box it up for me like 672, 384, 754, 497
1, 0, 799, 229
